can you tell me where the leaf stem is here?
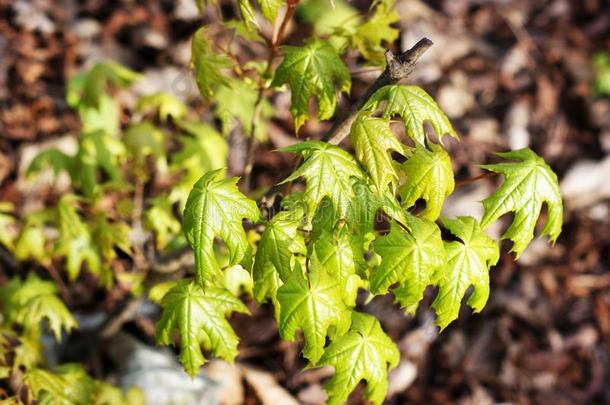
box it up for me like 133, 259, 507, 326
325, 38, 433, 145
455, 171, 497, 188
244, 0, 300, 192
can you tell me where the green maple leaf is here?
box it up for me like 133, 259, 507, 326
137, 92, 187, 123
144, 195, 181, 250
55, 195, 101, 280
348, 0, 399, 64
311, 225, 367, 306
224, 264, 254, 297
156, 280, 249, 377
27, 130, 126, 197
238, 0, 284, 29
272, 39, 351, 131
77, 130, 126, 196
123, 122, 168, 179
281, 141, 365, 218
276, 266, 351, 364
1, 274, 77, 340
25, 364, 131, 405
183, 170, 259, 287
257, 0, 284, 22
14, 333, 43, 372
191, 27, 232, 102
372, 216, 445, 314
223, 19, 265, 42
480, 148, 563, 256
214, 78, 274, 140
27, 149, 76, 180
67, 60, 141, 109
170, 120, 228, 208
89, 214, 131, 262
316, 312, 399, 405
343, 179, 409, 236
253, 210, 306, 303
593, 52, 610, 96
299, 0, 360, 51
14, 222, 48, 266
399, 143, 455, 221
79, 94, 121, 136
365, 84, 458, 146
350, 115, 404, 191
25, 367, 92, 405
432, 216, 499, 329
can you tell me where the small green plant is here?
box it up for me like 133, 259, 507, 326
155, 2, 562, 404
0, 1, 564, 404
592, 51, 610, 96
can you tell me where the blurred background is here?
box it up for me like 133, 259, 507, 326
1, 0, 609, 404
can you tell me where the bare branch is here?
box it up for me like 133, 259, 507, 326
324, 38, 434, 145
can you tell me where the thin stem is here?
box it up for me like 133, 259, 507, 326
455, 172, 497, 188
47, 263, 70, 304
244, 0, 300, 192
325, 38, 433, 145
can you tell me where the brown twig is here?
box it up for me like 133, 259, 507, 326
244, 0, 300, 192
257, 38, 434, 208
455, 172, 497, 188
100, 298, 144, 338
324, 38, 434, 145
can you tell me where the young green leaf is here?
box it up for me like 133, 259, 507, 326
13, 333, 43, 372
191, 27, 232, 101
1, 274, 77, 340
276, 266, 351, 364
346, 0, 399, 64
312, 224, 367, 306
144, 195, 181, 250
432, 216, 499, 329
349, 115, 404, 191
170, 121, 229, 208
281, 141, 365, 218
67, 60, 142, 109
14, 221, 48, 266
480, 148, 563, 256
372, 217, 445, 314
238, 0, 284, 30
272, 40, 351, 131
253, 210, 306, 302
298, 0, 360, 50
364, 84, 458, 146
224, 264, 254, 297
257, 0, 283, 22
25, 364, 136, 405
123, 122, 168, 179
79, 94, 121, 136
223, 19, 265, 42
214, 78, 274, 140
56, 195, 101, 280
344, 179, 410, 235
89, 214, 131, 262
183, 170, 259, 287
156, 280, 249, 377
592, 51, 610, 96
77, 131, 126, 196
26, 149, 75, 180
316, 312, 399, 405
25, 367, 91, 405
398, 143, 454, 221
137, 92, 187, 123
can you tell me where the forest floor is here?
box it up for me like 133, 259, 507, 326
1, 0, 609, 404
